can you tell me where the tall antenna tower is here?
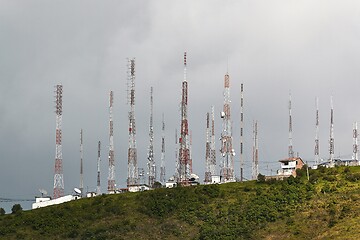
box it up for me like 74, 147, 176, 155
314, 97, 320, 166
174, 129, 179, 180
220, 72, 235, 182
107, 91, 116, 193
252, 121, 259, 180
352, 122, 358, 163
53, 84, 64, 199
127, 58, 138, 187
147, 87, 156, 187
79, 129, 84, 196
160, 114, 166, 184
178, 51, 191, 184
329, 96, 335, 166
97, 141, 101, 195
240, 83, 244, 181
210, 106, 216, 180
205, 112, 211, 183
288, 93, 294, 159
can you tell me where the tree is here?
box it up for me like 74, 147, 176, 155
11, 204, 22, 214
0, 207, 5, 215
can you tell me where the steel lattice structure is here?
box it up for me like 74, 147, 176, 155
107, 91, 116, 193
288, 93, 294, 159
252, 121, 259, 180
353, 122, 359, 163
314, 97, 320, 166
53, 85, 64, 199
80, 129, 84, 196
160, 114, 166, 184
147, 87, 156, 187
127, 58, 138, 187
205, 112, 211, 183
97, 141, 101, 195
329, 97, 335, 166
240, 84, 244, 181
177, 52, 191, 184
220, 73, 235, 182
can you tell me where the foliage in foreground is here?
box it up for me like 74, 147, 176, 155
1, 166, 360, 239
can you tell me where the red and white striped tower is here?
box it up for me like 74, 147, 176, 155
107, 91, 116, 193
53, 84, 64, 199
220, 72, 235, 182
160, 114, 166, 184
178, 52, 191, 184
127, 58, 138, 187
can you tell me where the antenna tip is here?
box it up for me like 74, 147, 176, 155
184, 51, 187, 66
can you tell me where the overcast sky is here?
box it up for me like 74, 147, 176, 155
1, 0, 360, 210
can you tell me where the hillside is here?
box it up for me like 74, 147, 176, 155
1, 166, 360, 239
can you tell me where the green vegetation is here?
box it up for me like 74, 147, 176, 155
1, 166, 360, 239
0, 208, 5, 216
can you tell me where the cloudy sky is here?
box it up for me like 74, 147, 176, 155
1, 0, 360, 210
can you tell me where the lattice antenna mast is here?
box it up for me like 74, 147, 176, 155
174, 129, 179, 180
252, 121, 259, 180
147, 87, 156, 187
210, 106, 216, 178
97, 141, 101, 195
205, 112, 211, 183
314, 97, 320, 166
160, 114, 166, 184
108, 91, 116, 193
220, 72, 235, 182
53, 84, 64, 199
127, 58, 138, 187
329, 96, 335, 165
80, 129, 84, 196
178, 51, 191, 184
288, 93, 294, 159
352, 122, 358, 162
240, 83, 244, 181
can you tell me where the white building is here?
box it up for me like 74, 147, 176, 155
32, 195, 81, 209
277, 157, 305, 177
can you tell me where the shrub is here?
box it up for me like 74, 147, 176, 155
11, 204, 22, 215
0, 208, 5, 216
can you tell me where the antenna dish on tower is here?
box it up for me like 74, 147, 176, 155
74, 188, 82, 195
39, 189, 48, 197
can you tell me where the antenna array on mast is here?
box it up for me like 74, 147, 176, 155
147, 87, 156, 187
108, 91, 116, 193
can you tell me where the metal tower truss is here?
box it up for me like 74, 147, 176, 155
53, 84, 64, 199
127, 58, 138, 187
147, 87, 156, 187
204, 112, 211, 183
353, 122, 358, 163
240, 84, 244, 181
108, 91, 116, 193
252, 121, 259, 180
314, 97, 320, 166
160, 114, 166, 184
329, 97, 335, 166
97, 141, 101, 195
80, 129, 84, 196
288, 93, 294, 159
178, 52, 191, 184
210, 106, 216, 179
220, 73, 235, 182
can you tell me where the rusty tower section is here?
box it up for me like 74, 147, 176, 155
53, 84, 64, 199
220, 72, 235, 182
177, 52, 191, 184
107, 91, 116, 193
127, 58, 138, 187
147, 87, 156, 187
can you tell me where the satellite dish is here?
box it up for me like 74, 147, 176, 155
39, 189, 48, 197
74, 188, 82, 194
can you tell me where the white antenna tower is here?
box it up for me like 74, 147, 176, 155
97, 141, 101, 195
147, 87, 156, 187
252, 121, 259, 180
205, 112, 211, 183
353, 122, 358, 163
108, 91, 116, 193
210, 106, 216, 180
288, 92, 294, 159
80, 129, 84, 196
160, 114, 166, 184
314, 97, 320, 166
240, 83, 244, 181
329, 96, 335, 166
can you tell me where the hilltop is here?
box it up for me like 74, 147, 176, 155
1, 166, 360, 239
